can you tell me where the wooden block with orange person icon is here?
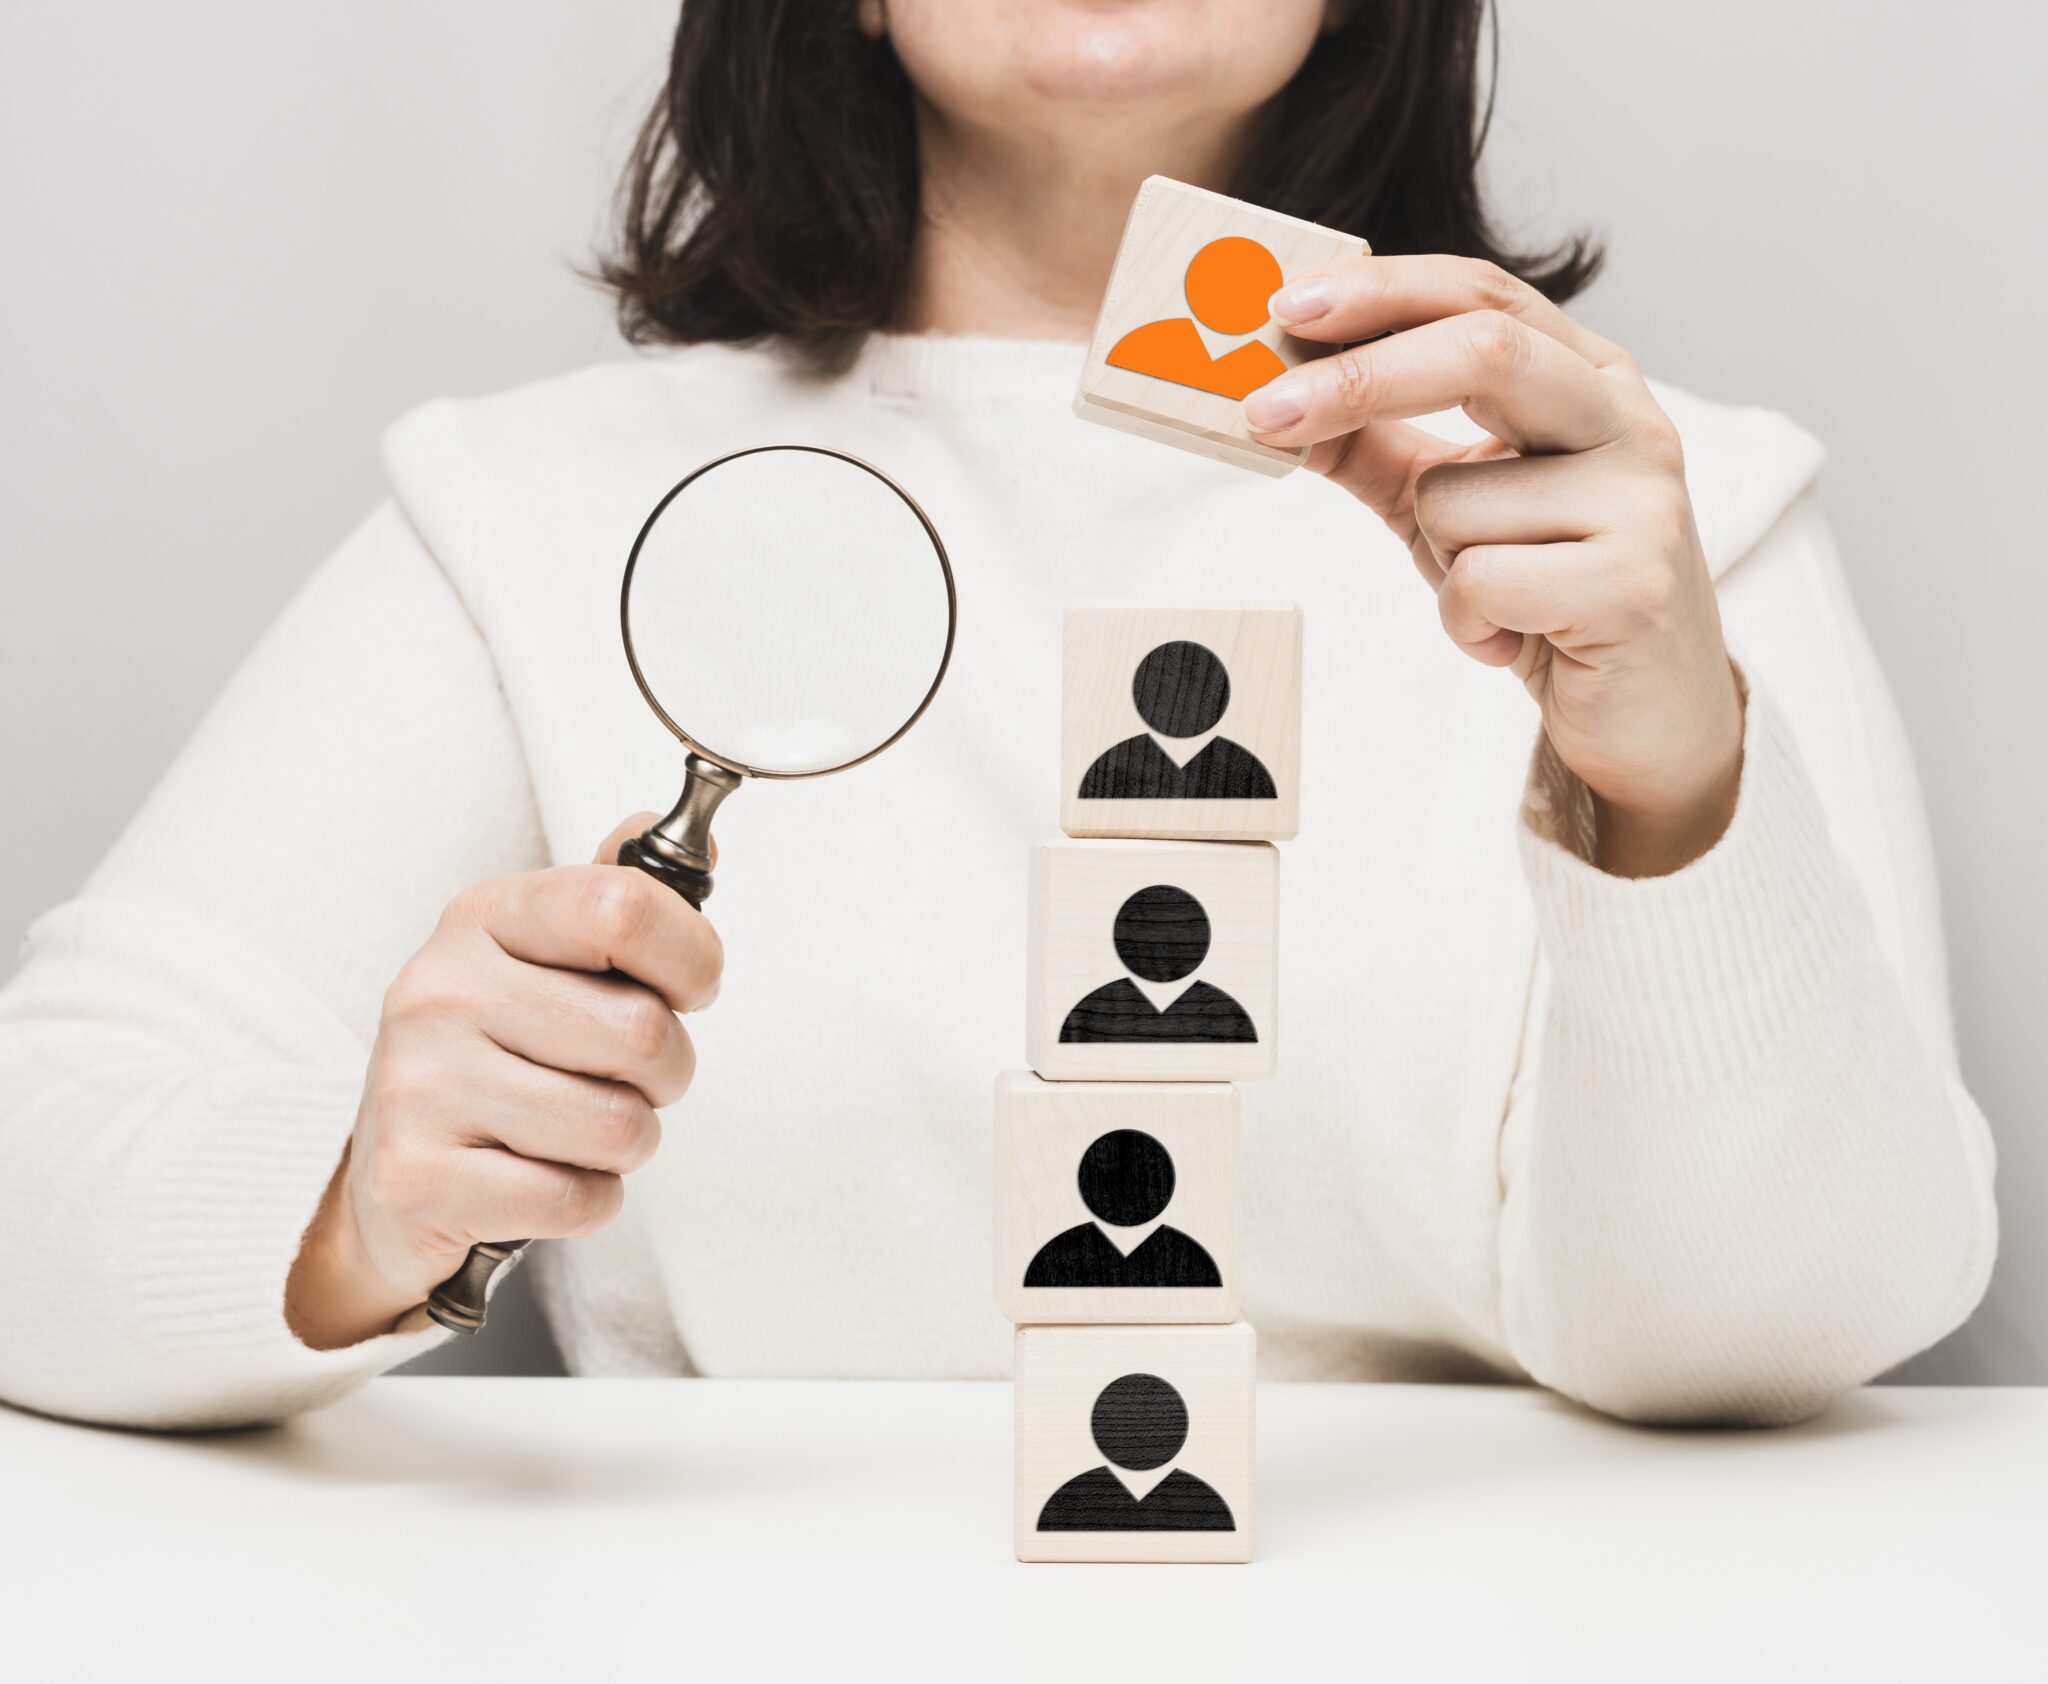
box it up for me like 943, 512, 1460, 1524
1074, 176, 1368, 477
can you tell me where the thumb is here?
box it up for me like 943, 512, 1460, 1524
593, 811, 720, 868
593, 811, 660, 866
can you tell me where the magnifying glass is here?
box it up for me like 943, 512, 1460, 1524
427, 445, 957, 1334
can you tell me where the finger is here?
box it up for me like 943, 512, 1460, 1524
1436, 572, 1526, 669
594, 811, 659, 865
1310, 427, 1516, 586
1411, 453, 1622, 561
463, 864, 723, 1014
449, 1148, 625, 1243
447, 1051, 663, 1174
1244, 310, 1627, 455
1304, 416, 1468, 524
1270, 254, 1627, 368
472, 960, 698, 1108
1438, 541, 1627, 669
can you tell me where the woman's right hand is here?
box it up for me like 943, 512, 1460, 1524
286, 814, 722, 1350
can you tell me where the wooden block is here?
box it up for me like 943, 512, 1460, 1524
1062, 602, 1302, 842
994, 1072, 1239, 1326
1073, 175, 1367, 477
1015, 1322, 1256, 1563
1028, 839, 1278, 1082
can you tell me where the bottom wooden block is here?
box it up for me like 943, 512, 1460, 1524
1014, 1322, 1255, 1563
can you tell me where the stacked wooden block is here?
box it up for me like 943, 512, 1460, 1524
1072, 173, 1368, 477
1001, 603, 1302, 1563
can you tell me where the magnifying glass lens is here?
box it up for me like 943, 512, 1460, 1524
429, 445, 956, 1338
625, 449, 953, 776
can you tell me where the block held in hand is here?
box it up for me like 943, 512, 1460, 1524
1073, 176, 1368, 477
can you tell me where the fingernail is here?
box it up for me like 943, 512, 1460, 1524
1243, 380, 1306, 432
1269, 279, 1332, 324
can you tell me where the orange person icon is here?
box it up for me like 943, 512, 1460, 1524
1106, 236, 1289, 401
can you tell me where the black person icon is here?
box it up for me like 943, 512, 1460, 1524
1059, 884, 1258, 1044
1023, 1129, 1223, 1290
1077, 640, 1278, 802
1036, 1372, 1236, 1532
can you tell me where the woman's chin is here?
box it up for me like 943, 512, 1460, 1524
1021, 21, 1196, 102
1011, 11, 1292, 111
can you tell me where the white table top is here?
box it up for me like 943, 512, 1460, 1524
4, 1379, 2039, 1681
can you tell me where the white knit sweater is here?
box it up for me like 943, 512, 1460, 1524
0, 334, 1996, 1430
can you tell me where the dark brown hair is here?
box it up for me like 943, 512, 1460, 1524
601, 1, 1601, 366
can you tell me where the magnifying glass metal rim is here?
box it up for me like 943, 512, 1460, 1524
618, 442, 959, 781
428, 443, 960, 1339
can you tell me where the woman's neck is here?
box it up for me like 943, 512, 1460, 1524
902, 106, 1256, 341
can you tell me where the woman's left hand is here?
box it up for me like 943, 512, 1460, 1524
1242, 256, 1743, 877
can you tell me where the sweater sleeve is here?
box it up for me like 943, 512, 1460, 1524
1496, 485, 1997, 1425
0, 502, 549, 1429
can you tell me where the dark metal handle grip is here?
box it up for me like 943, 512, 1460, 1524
617, 835, 711, 910
425, 802, 723, 1334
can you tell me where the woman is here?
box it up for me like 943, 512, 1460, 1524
0, 0, 1994, 1428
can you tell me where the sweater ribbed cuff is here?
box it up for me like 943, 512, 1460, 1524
124, 1062, 444, 1427
1517, 680, 1865, 1089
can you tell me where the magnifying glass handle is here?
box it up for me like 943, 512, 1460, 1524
616, 838, 712, 910
425, 1239, 528, 1333
425, 753, 740, 1335
617, 752, 740, 911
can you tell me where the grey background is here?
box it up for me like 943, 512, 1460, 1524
1, 2, 2039, 1382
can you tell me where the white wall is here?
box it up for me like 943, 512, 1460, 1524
2, 2, 2040, 1382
